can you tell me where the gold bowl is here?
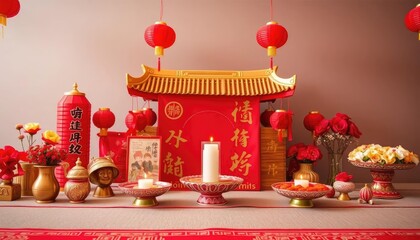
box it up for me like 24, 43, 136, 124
272, 182, 331, 208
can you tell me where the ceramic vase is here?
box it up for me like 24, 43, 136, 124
293, 163, 319, 183
333, 180, 355, 201
32, 165, 60, 203
64, 158, 90, 203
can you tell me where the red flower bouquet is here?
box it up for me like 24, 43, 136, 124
314, 113, 362, 139
27, 144, 67, 166
314, 113, 362, 185
287, 143, 323, 164
16, 122, 65, 166
0, 146, 28, 181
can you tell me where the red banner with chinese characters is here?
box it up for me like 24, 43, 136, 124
158, 95, 260, 190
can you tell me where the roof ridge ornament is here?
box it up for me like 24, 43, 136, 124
126, 65, 296, 101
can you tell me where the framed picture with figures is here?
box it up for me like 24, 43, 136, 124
126, 136, 161, 183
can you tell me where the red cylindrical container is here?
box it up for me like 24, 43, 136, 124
56, 83, 91, 190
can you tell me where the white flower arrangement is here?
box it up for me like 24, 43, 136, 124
348, 144, 419, 165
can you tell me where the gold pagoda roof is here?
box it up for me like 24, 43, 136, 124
126, 65, 296, 100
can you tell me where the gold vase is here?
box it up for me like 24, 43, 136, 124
32, 165, 60, 203
293, 163, 320, 183
13, 162, 39, 196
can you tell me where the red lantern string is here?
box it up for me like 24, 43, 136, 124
256, 0, 288, 69
160, 0, 164, 21
270, 0, 273, 21
158, 0, 163, 70
0, 0, 21, 38
144, 0, 175, 72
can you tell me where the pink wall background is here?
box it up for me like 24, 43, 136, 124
0, 0, 419, 184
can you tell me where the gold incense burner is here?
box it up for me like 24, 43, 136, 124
88, 156, 119, 198
64, 158, 90, 203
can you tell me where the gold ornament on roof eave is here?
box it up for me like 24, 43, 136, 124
126, 64, 296, 97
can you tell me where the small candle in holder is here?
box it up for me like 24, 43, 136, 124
202, 137, 220, 183
138, 174, 153, 189
294, 179, 309, 188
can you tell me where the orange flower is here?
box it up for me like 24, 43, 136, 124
42, 130, 61, 145
23, 123, 41, 135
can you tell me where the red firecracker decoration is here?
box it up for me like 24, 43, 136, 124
358, 184, 374, 205
56, 83, 91, 189
303, 111, 325, 132
256, 21, 288, 69
144, 21, 176, 71
0, 0, 20, 36
405, 4, 420, 40
92, 108, 116, 137
269, 109, 293, 142
260, 107, 275, 127
142, 107, 157, 126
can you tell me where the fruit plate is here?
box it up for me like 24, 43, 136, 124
272, 182, 331, 207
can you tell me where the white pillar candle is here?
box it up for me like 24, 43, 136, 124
294, 179, 309, 188
202, 139, 220, 183
138, 179, 153, 189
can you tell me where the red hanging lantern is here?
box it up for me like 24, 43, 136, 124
92, 108, 116, 137
269, 109, 293, 142
144, 21, 176, 71
256, 21, 288, 68
260, 107, 275, 127
405, 4, 420, 40
134, 111, 148, 132
0, 0, 20, 35
303, 111, 325, 132
125, 110, 148, 135
125, 111, 136, 130
142, 107, 157, 126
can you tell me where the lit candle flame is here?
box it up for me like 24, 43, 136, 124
143, 173, 148, 179
210, 136, 214, 142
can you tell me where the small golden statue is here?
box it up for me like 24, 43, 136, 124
88, 156, 119, 198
